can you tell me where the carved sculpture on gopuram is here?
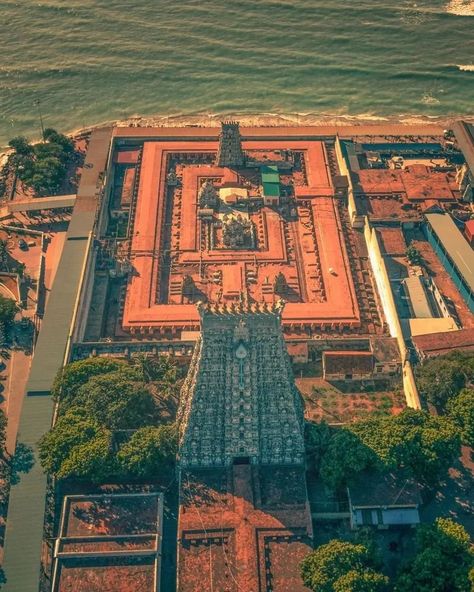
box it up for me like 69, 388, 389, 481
177, 300, 306, 468
215, 121, 246, 168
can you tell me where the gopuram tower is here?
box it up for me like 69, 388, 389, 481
215, 121, 246, 167
177, 301, 305, 468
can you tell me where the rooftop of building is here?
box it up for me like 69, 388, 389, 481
323, 350, 374, 375
52, 493, 162, 592
355, 165, 460, 202
426, 212, 474, 294
348, 471, 421, 508
412, 327, 474, 357
370, 336, 400, 363
376, 227, 407, 256
178, 465, 312, 592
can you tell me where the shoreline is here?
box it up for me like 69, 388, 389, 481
2, 111, 474, 154
68, 111, 472, 139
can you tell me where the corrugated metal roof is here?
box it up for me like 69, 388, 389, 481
403, 276, 433, 318
261, 165, 279, 183
425, 212, 474, 294
262, 181, 280, 197
7, 195, 76, 213
26, 237, 90, 394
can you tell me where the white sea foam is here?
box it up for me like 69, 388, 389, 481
446, 0, 474, 16
457, 64, 474, 71
421, 94, 441, 105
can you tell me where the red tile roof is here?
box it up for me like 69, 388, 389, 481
323, 351, 374, 375
412, 328, 474, 357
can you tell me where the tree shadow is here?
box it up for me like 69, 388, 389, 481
10, 442, 35, 485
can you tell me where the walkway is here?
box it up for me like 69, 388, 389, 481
1, 128, 112, 592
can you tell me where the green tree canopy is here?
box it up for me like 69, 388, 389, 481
43, 355, 180, 481
415, 350, 474, 410
131, 353, 178, 384
406, 242, 423, 266
51, 357, 128, 401
73, 372, 157, 430
0, 294, 19, 328
333, 569, 388, 592
8, 129, 76, 196
8, 136, 32, 155
395, 518, 473, 592
117, 424, 178, 479
447, 388, 474, 447
307, 410, 460, 491
319, 428, 377, 492
274, 272, 288, 294
38, 409, 113, 480
301, 540, 387, 592
350, 409, 460, 486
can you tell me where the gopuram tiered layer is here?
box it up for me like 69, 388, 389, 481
177, 301, 312, 592
178, 300, 305, 467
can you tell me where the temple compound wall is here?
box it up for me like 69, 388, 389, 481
177, 301, 306, 468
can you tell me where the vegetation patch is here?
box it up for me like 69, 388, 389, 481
39, 355, 181, 482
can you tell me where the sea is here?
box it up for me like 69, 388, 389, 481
0, 0, 473, 146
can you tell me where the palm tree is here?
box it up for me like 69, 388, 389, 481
131, 353, 177, 384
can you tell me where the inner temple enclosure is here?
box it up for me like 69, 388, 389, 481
121, 137, 369, 337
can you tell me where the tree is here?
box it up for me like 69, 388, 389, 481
8, 136, 32, 156
447, 388, 474, 447
117, 424, 178, 479
416, 355, 467, 409
43, 128, 75, 154
305, 420, 333, 474
395, 518, 473, 592
301, 540, 387, 592
0, 295, 19, 328
349, 409, 460, 486
38, 408, 113, 480
406, 242, 422, 266
0, 409, 7, 455
319, 428, 376, 491
73, 372, 157, 430
51, 357, 128, 401
333, 570, 388, 592
7, 129, 76, 196
131, 353, 178, 384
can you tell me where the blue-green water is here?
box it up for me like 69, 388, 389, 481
0, 0, 473, 145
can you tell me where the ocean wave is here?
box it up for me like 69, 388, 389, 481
446, 0, 474, 16
457, 64, 474, 71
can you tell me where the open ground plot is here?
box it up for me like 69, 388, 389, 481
297, 377, 405, 423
